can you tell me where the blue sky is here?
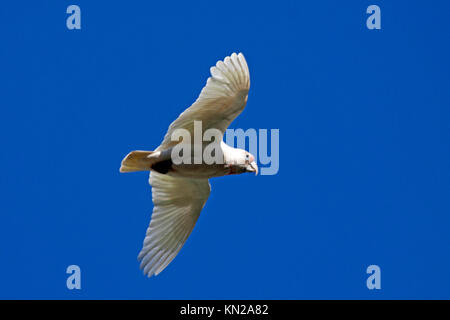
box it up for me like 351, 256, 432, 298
1, 1, 449, 299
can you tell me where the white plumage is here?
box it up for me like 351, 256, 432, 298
121, 53, 257, 277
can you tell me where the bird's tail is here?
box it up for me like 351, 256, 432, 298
120, 150, 161, 173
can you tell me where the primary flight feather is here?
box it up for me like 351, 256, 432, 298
120, 53, 257, 277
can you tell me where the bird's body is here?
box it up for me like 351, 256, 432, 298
120, 53, 257, 277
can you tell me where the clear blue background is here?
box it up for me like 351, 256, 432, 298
1, 0, 449, 299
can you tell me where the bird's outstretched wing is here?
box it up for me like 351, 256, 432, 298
138, 172, 211, 277
157, 52, 250, 150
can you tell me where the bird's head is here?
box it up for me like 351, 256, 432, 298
233, 150, 258, 175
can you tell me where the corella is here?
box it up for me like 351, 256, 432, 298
120, 53, 257, 277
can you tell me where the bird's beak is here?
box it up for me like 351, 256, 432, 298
246, 161, 259, 175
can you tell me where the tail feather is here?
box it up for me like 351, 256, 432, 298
120, 150, 160, 173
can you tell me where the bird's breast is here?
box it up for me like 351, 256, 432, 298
166, 163, 230, 179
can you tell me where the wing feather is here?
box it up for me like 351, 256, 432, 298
157, 52, 250, 150
138, 172, 211, 277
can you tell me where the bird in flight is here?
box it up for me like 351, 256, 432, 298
120, 53, 257, 277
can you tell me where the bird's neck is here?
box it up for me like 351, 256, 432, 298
220, 141, 244, 164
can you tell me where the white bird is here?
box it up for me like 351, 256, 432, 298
120, 53, 257, 277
